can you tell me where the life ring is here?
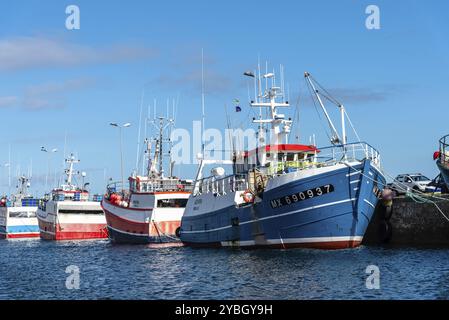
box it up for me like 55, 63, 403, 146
242, 190, 255, 203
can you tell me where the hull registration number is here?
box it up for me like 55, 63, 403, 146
270, 184, 335, 209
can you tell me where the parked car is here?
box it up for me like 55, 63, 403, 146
389, 173, 436, 195
425, 174, 449, 194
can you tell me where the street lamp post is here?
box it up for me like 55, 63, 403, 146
110, 122, 131, 191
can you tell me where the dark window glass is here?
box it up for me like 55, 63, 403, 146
9, 211, 36, 218
157, 198, 188, 208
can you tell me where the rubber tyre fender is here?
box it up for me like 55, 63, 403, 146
383, 205, 393, 221
377, 220, 393, 243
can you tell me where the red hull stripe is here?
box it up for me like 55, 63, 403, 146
38, 219, 107, 240
6, 233, 40, 239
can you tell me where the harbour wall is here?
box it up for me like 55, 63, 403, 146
363, 195, 449, 246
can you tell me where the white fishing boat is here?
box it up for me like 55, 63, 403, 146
102, 116, 193, 244
0, 176, 39, 239
36, 154, 107, 240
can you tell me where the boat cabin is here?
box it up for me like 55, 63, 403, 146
128, 176, 193, 194
51, 187, 89, 202
233, 143, 319, 175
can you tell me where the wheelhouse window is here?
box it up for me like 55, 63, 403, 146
286, 153, 296, 161
9, 211, 36, 218
157, 198, 188, 208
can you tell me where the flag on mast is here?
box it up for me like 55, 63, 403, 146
233, 99, 241, 112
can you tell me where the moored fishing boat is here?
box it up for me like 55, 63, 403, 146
0, 176, 39, 239
102, 116, 193, 244
435, 134, 449, 189
180, 67, 386, 249
36, 154, 107, 240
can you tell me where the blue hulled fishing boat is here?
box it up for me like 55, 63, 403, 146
180, 66, 386, 249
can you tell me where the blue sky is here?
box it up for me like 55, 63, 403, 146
0, 0, 448, 196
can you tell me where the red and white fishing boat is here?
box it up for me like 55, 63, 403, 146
102, 116, 193, 244
36, 154, 107, 240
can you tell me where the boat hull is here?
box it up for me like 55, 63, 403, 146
37, 210, 107, 241
180, 159, 385, 249
0, 207, 39, 239
102, 199, 182, 244
437, 160, 449, 190
0, 226, 40, 239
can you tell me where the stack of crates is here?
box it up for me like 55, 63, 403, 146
74, 192, 81, 201
56, 193, 65, 201
92, 194, 103, 202
21, 198, 38, 207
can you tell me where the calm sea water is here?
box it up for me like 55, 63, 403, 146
1, 240, 449, 300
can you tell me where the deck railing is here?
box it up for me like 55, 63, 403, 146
196, 174, 249, 196
194, 142, 381, 196
439, 135, 449, 165
313, 141, 381, 167
106, 179, 193, 197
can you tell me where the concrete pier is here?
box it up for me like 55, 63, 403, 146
363, 195, 449, 246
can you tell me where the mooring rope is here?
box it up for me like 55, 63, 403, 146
152, 220, 179, 242
342, 161, 449, 223
405, 190, 449, 222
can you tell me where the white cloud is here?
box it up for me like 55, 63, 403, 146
21, 78, 95, 111
0, 78, 95, 111
0, 36, 157, 71
0, 96, 18, 108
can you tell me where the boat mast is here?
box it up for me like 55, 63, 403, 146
147, 115, 174, 179
65, 154, 79, 187
250, 66, 292, 146
158, 117, 164, 175
201, 48, 206, 155
257, 60, 264, 145
17, 175, 30, 197
145, 138, 153, 177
